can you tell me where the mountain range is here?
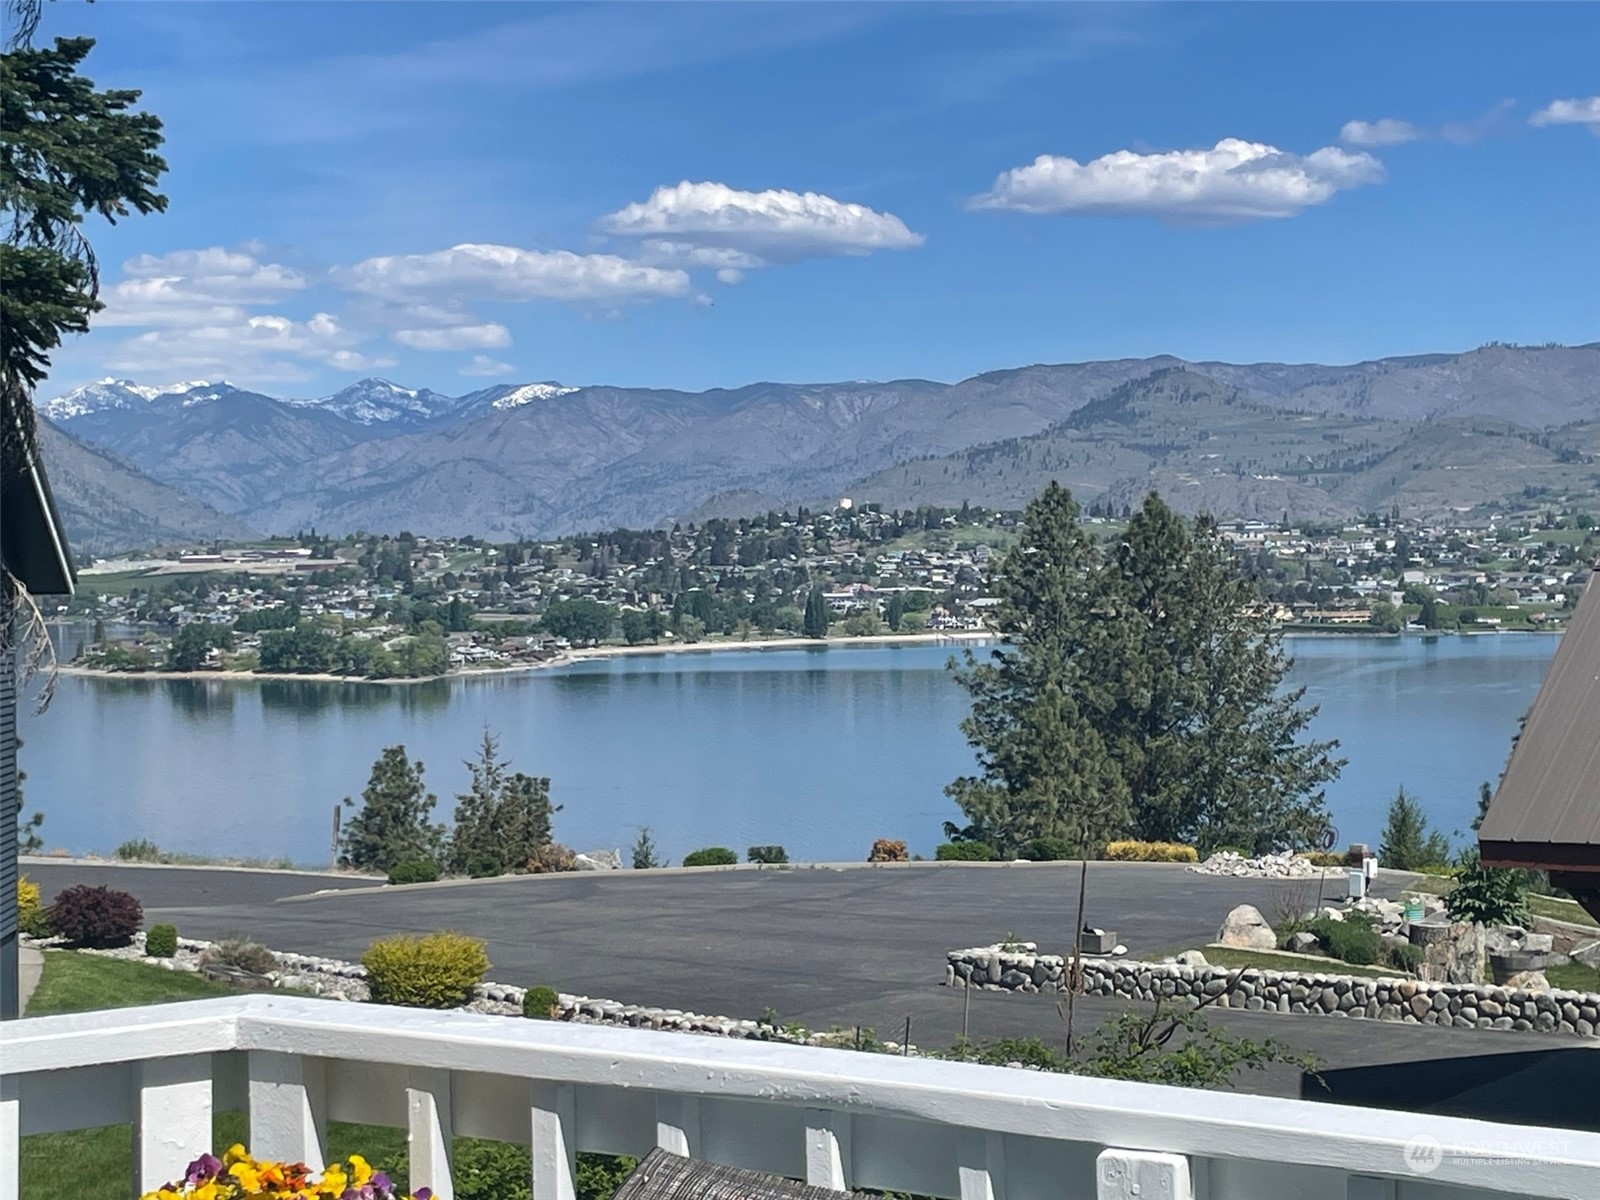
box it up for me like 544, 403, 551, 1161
34, 343, 1600, 551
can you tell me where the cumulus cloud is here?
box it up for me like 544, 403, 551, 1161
393, 323, 513, 351
600, 181, 923, 273
460, 355, 515, 378
335, 243, 691, 305
1530, 96, 1600, 132
101, 311, 393, 385
98, 246, 308, 327
970, 138, 1383, 223
1339, 118, 1422, 147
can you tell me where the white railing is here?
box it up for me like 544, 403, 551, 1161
3, 995, 1597, 1200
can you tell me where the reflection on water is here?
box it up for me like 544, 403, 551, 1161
22, 631, 1558, 866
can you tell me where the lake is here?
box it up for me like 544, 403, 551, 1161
20, 633, 1557, 866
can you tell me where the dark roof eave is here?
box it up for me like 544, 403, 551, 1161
1, 455, 76, 596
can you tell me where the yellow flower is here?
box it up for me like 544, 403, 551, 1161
224, 1144, 251, 1166
228, 1161, 263, 1191
348, 1154, 373, 1186
317, 1164, 348, 1197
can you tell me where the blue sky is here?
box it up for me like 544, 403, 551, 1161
37, 1, 1600, 398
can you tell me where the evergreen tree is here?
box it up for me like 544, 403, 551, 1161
886, 592, 906, 632
339, 746, 444, 872
1379, 786, 1451, 869
947, 484, 1130, 855
90, 617, 106, 644
949, 485, 1340, 858
803, 588, 831, 639
449, 730, 559, 873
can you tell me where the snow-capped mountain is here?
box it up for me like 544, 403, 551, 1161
38, 378, 232, 421
286, 377, 466, 426
489, 382, 581, 410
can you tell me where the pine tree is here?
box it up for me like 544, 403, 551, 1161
449, 731, 560, 873
886, 593, 906, 632
803, 588, 831, 639
947, 483, 1130, 855
338, 746, 444, 872
1380, 787, 1451, 869
949, 485, 1341, 858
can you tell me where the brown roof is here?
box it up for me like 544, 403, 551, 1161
613, 1149, 869, 1200
1478, 566, 1600, 871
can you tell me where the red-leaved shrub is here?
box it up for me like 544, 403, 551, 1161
48, 885, 143, 948
868, 838, 909, 863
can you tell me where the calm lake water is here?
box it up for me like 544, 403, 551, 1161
21, 633, 1557, 866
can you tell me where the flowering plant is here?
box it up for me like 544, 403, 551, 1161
140, 1144, 430, 1200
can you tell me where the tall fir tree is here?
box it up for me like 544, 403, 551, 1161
449, 730, 559, 873
338, 746, 444, 872
949, 485, 1341, 857
803, 587, 831, 639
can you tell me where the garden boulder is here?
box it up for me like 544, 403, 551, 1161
1218, 905, 1276, 951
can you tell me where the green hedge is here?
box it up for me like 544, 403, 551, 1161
144, 924, 178, 958
935, 841, 995, 862
362, 932, 490, 1008
682, 847, 738, 867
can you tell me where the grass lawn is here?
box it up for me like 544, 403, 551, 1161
1548, 961, 1600, 992
26, 951, 233, 1016
1192, 946, 1397, 979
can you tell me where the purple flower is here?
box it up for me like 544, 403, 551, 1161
370, 1172, 394, 1195
185, 1154, 223, 1184
414, 1189, 434, 1200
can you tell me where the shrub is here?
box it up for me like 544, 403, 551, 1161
115, 838, 164, 862
467, 851, 505, 879
868, 838, 908, 863
747, 845, 788, 865
1104, 840, 1200, 863
523, 984, 560, 1019
145, 923, 179, 958
1020, 836, 1078, 862
48, 885, 143, 948
1308, 915, 1381, 966
1446, 849, 1531, 926
1384, 941, 1424, 973
363, 931, 490, 1009
527, 842, 577, 874
387, 859, 440, 885
1298, 851, 1346, 867
1414, 862, 1458, 877
682, 846, 738, 868
16, 875, 40, 930
935, 841, 994, 862
203, 937, 278, 975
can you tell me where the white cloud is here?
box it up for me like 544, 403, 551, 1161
1530, 96, 1600, 132
100, 311, 393, 386
600, 181, 923, 272
460, 355, 515, 378
970, 138, 1383, 223
1339, 118, 1422, 147
1442, 99, 1517, 144
335, 243, 691, 305
97, 246, 308, 327
393, 323, 513, 351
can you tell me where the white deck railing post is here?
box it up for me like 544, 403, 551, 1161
247, 1050, 326, 1171
805, 1108, 853, 1190
407, 1067, 454, 1200
655, 1093, 701, 1157
531, 1081, 576, 1200
957, 1129, 1006, 1200
1, 1075, 19, 1200
1097, 1149, 1193, 1200
133, 1054, 213, 1194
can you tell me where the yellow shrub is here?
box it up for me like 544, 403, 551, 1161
17, 876, 41, 928
1103, 840, 1199, 863
361, 931, 490, 1009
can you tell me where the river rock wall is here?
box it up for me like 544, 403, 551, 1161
944, 945, 1600, 1038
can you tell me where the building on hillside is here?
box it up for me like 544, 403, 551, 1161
1478, 565, 1600, 921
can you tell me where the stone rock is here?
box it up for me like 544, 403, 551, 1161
1570, 940, 1600, 969
574, 849, 622, 871
1521, 933, 1555, 954
1287, 931, 1320, 954
1218, 905, 1276, 951
1504, 970, 1550, 992
1175, 950, 1209, 967
199, 962, 275, 992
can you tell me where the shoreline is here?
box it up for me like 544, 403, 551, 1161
51, 624, 1563, 687
56, 630, 998, 686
